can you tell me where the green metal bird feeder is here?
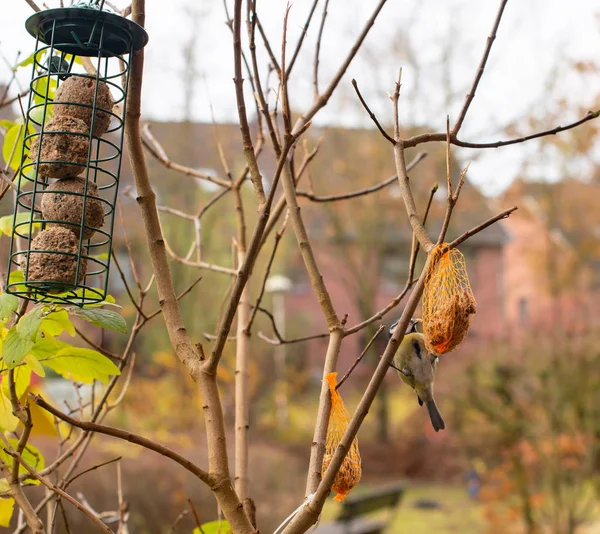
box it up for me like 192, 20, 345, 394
5, 0, 148, 306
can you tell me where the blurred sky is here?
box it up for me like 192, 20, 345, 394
1, 0, 600, 195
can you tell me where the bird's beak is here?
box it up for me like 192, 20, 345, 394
406, 318, 422, 334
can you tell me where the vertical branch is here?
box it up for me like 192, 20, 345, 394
127, 3, 254, 533
0, 457, 44, 534
392, 71, 434, 253
233, 183, 251, 504
278, 159, 343, 494
126, 1, 202, 380
5, 368, 42, 533
313, 0, 330, 98
233, 0, 266, 205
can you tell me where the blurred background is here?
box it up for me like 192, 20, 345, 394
2, 0, 600, 533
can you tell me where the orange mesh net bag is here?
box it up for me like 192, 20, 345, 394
322, 372, 361, 502
422, 244, 477, 355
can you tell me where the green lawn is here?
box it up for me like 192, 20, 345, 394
321, 484, 486, 534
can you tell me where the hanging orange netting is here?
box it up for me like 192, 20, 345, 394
422, 244, 476, 355
322, 372, 361, 502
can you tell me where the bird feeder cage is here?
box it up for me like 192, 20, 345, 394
5, 1, 148, 306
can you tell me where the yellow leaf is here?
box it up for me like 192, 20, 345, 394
0, 497, 14, 527
24, 354, 45, 377
0, 390, 18, 432
28, 389, 58, 437
43, 347, 120, 384
40, 309, 75, 337
1, 365, 31, 400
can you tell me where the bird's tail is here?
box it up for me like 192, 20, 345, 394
426, 398, 445, 432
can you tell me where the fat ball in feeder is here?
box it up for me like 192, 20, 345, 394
54, 76, 114, 137
21, 227, 88, 292
29, 116, 90, 177
41, 177, 105, 240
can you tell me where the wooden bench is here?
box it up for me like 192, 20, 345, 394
313, 482, 405, 534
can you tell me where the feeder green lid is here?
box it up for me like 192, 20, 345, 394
25, 2, 148, 57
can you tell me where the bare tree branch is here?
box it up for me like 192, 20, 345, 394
351, 78, 395, 144
445, 206, 518, 251
5, 445, 114, 534
297, 152, 426, 202
336, 325, 385, 390
141, 124, 231, 188
402, 110, 600, 149
233, 0, 266, 204
30, 395, 212, 486
452, 0, 509, 135
313, 0, 330, 98
293, 0, 388, 136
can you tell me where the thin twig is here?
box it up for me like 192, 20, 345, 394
336, 325, 385, 389
406, 182, 438, 284
258, 330, 330, 345
452, 0, 509, 135
298, 153, 426, 202
294, 0, 388, 136
141, 124, 230, 188
145, 276, 203, 321
23, 0, 41, 12
286, 0, 320, 77
5, 446, 114, 534
111, 250, 147, 318
30, 395, 212, 486
65, 457, 122, 489
74, 327, 123, 361
313, 0, 330, 98
233, 0, 266, 204
188, 499, 203, 533
351, 79, 395, 144
402, 110, 600, 149
445, 206, 518, 251
245, 221, 287, 333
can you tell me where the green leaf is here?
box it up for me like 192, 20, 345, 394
0, 390, 18, 432
0, 213, 41, 238
41, 289, 118, 308
2, 328, 34, 368
32, 76, 57, 105
43, 347, 120, 384
30, 336, 69, 362
16, 307, 44, 341
0, 440, 45, 485
40, 309, 75, 337
64, 54, 84, 66
194, 521, 232, 534
0, 120, 15, 131
73, 308, 127, 334
24, 354, 45, 377
12, 51, 36, 71
0, 294, 18, 320
1, 365, 31, 400
0, 497, 14, 527
29, 104, 53, 125
2, 124, 25, 171
6, 270, 27, 294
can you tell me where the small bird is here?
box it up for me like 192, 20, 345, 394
388, 318, 445, 432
